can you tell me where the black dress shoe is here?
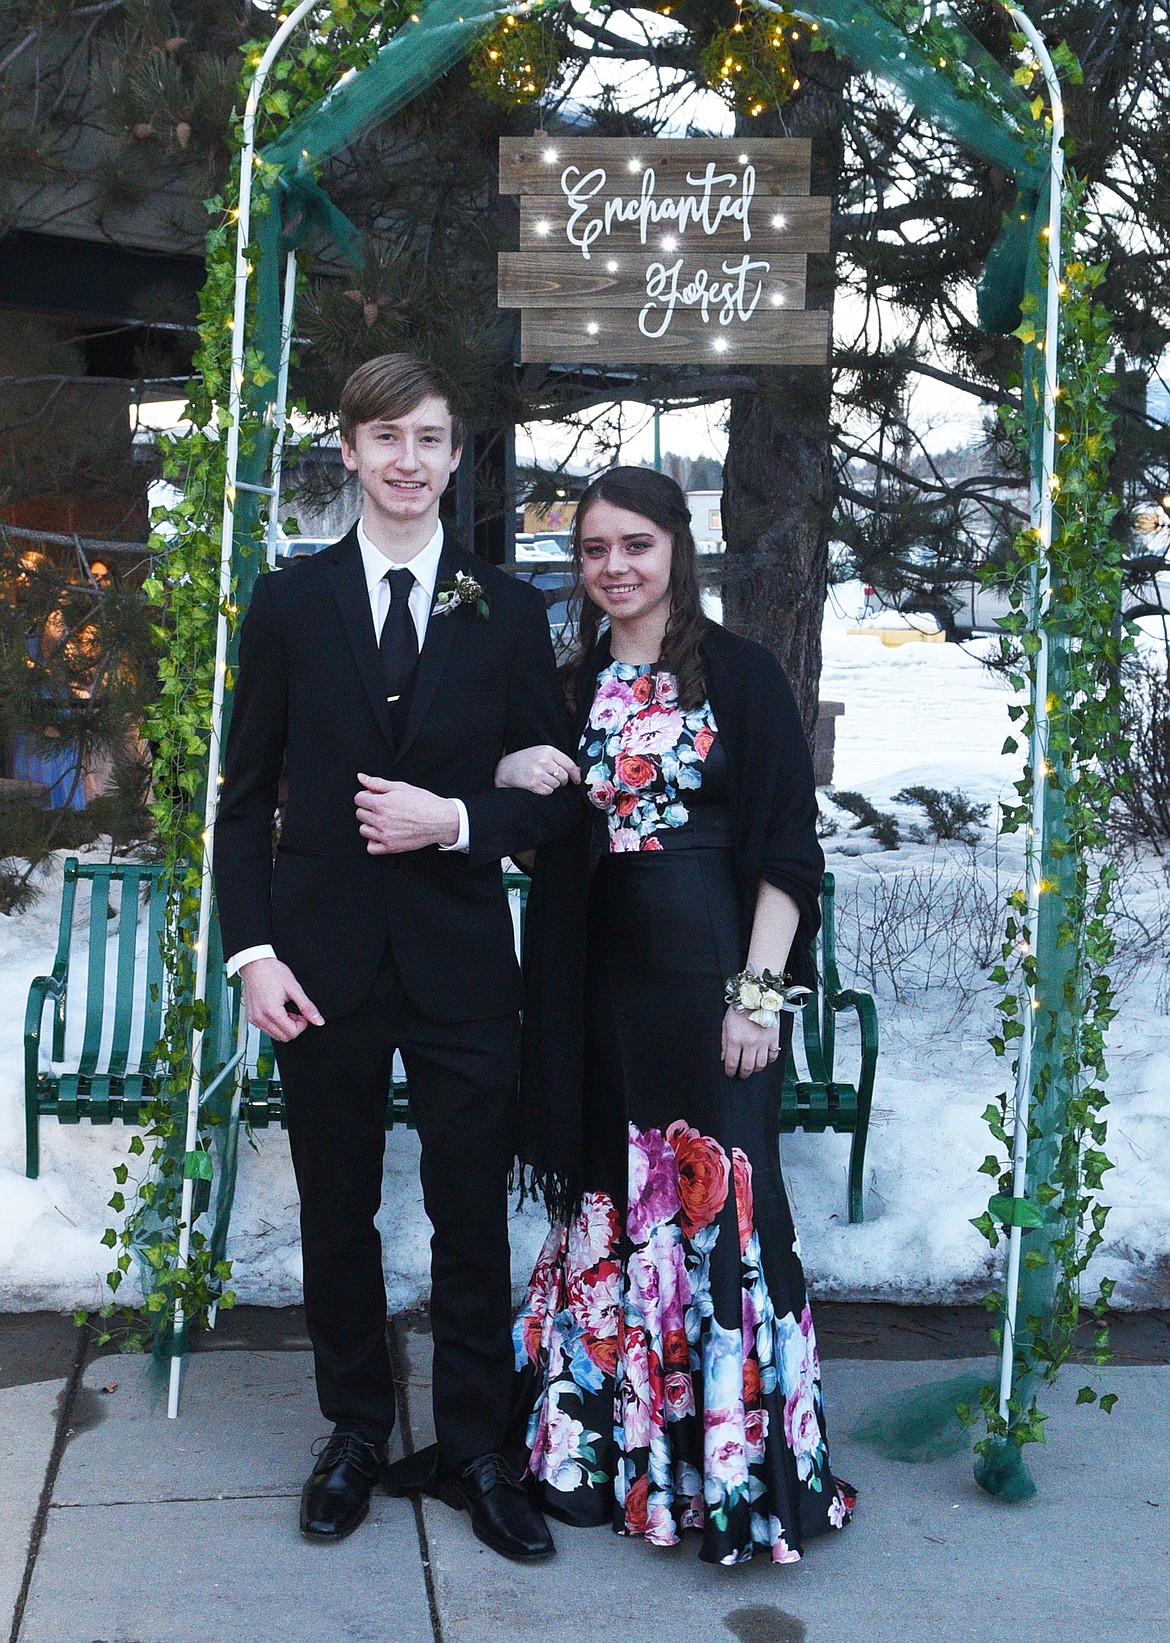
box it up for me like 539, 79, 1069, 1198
300, 1432, 388, 1542
447, 1453, 555, 1562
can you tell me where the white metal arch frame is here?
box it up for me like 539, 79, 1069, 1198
170, 0, 1067, 1427
170, 0, 325, 1419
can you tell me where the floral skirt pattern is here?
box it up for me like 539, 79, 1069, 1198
513, 851, 854, 1566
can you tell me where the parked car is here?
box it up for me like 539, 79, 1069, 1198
512, 564, 576, 647
274, 536, 332, 563
863, 577, 1014, 639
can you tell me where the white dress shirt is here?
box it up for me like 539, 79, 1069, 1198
226, 517, 469, 977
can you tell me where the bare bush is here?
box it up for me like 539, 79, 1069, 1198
1108, 654, 1170, 849
834, 848, 1013, 1004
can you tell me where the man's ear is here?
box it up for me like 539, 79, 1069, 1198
340, 434, 358, 472
447, 445, 464, 483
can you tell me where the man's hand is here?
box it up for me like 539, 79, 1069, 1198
721, 1006, 781, 1080
356, 774, 460, 854
240, 957, 324, 1043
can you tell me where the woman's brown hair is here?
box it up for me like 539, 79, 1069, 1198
562, 466, 709, 711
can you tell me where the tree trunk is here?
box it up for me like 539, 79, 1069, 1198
721, 59, 847, 741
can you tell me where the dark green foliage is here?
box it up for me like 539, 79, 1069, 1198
831, 789, 901, 850
0, 528, 160, 912
893, 784, 990, 844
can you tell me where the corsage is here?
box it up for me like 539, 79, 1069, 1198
724, 966, 812, 1028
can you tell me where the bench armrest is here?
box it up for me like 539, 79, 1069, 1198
25, 971, 67, 1070
823, 984, 879, 1116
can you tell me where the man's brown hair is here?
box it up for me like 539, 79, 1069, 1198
338, 353, 466, 450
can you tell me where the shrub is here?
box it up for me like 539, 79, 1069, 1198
893, 784, 990, 845
831, 790, 901, 851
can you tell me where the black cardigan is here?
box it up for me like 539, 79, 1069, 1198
518, 618, 825, 1217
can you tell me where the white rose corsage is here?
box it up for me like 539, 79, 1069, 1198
433, 571, 489, 619
725, 965, 812, 1028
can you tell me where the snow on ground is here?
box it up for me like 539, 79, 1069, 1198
2, 583, 1167, 1312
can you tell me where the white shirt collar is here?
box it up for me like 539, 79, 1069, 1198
356, 516, 445, 600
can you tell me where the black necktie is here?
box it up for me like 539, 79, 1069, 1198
379, 566, 419, 721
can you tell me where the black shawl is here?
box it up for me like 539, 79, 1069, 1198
517, 618, 825, 1221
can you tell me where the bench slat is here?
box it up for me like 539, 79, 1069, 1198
77, 874, 112, 1078
141, 873, 167, 1067
106, 871, 144, 1079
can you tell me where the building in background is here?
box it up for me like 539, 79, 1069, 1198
688, 490, 724, 553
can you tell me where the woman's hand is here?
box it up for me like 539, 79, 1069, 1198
721, 1006, 782, 1079
494, 745, 581, 795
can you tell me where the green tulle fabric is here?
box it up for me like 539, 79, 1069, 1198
974, 1437, 1038, 1503
852, 1372, 986, 1464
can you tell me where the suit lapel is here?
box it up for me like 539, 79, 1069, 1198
394, 537, 468, 762
324, 527, 399, 754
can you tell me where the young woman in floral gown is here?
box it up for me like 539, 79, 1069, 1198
497, 467, 855, 1567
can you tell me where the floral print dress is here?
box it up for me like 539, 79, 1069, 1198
513, 661, 854, 1566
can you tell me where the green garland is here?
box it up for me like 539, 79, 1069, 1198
88, 0, 414, 1349
971, 175, 1127, 1447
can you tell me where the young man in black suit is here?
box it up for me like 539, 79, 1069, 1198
213, 354, 579, 1560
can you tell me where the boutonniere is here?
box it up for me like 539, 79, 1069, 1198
433, 571, 489, 619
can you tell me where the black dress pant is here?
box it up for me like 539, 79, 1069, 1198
276, 942, 520, 1467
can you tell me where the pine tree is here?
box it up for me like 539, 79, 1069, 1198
2, 1, 1166, 743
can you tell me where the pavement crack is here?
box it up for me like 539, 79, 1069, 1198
49, 1489, 301, 1509
7, 1320, 88, 1643
391, 1320, 444, 1643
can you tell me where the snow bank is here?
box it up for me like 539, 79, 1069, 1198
2, 582, 1166, 1311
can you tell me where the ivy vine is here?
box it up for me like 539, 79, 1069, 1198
971, 173, 1126, 1448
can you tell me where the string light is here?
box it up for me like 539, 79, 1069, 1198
771, 213, 787, 229
586, 321, 599, 335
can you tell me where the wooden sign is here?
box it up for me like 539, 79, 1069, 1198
498, 136, 830, 366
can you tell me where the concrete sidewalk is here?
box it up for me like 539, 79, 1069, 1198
4, 1311, 1168, 1643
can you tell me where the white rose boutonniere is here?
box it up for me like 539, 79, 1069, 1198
433, 571, 489, 619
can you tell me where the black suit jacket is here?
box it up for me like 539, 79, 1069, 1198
213, 526, 580, 1021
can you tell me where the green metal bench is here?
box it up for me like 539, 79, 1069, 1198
25, 865, 878, 1222
243, 870, 879, 1223
25, 857, 168, 1180
785, 871, 879, 1225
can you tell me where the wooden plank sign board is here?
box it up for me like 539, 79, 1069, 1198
498, 137, 830, 366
